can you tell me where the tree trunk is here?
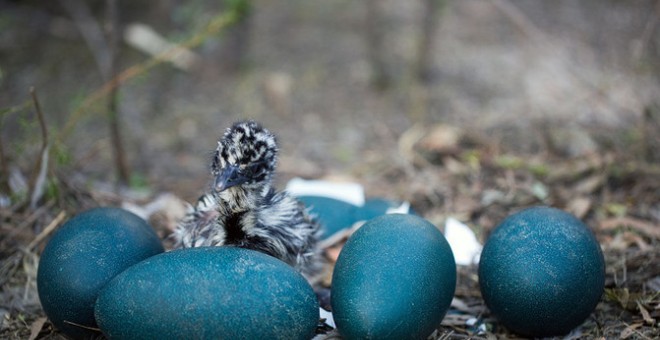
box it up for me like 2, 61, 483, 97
415, 0, 445, 84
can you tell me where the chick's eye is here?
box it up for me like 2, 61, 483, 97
240, 165, 253, 176
245, 161, 265, 176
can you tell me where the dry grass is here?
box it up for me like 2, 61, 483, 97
1, 126, 658, 339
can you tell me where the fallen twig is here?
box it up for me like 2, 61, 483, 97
27, 210, 67, 250
600, 217, 660, 239
58, 10, 240, 142
105, 0, 130, 186
28, 87, 49, 210
8, 201, 54, 238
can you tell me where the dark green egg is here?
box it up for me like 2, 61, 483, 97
331, 214, 456, 340
94, 247, 319, 340
357, 198, 415, 221
478, 206, 605, 337
297, 196, 415, 240
297, 195, 360, 239
37, 207, 164, 339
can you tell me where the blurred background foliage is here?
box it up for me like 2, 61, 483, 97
1, 0, 658, 201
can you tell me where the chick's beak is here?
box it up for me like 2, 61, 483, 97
214, 165, 247, 192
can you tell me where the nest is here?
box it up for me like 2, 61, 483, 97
2, 124, 659, 339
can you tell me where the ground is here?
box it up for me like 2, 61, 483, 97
1, 0, 659, 339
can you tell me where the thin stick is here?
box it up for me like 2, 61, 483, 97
105, 0, 130, 185
365, 0, 390, 90
414, 0, 445, 84
57, 10, 240, 142
600, 217, 660, 239
59, 0, 112, 78
0, 129, 8, 194
14, 201, 54, 234
27, 210, 67, 250
30, 87, 48, 153
632, 0, 660, 61
62, 320, 102, 332
29, 87, 50, 209
489, 0, 544, 40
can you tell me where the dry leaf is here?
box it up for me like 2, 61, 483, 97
637, 302, 656, 325
574, 174, 604, 194
620, 323, 642, 339
124, 23, 200, 70
28, 317, 47, 340
443, 156, 467, 174
566, 196, 592, 219
399, 124, 431, 167
417, 124, 462, 155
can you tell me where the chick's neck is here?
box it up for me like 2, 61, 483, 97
215, 181, 271, 214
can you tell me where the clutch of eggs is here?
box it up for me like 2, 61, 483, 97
37, 206, 319, 339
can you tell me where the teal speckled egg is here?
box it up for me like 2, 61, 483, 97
297, 195, 360, 239
37, 207, 164, 339
479, 206, 605, 337
357, 198, 415, 222
95, 247, 319, 340
331, 214, 456, 340
297, 196, 415, 240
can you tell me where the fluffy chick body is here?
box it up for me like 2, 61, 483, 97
173, 121, 322, 279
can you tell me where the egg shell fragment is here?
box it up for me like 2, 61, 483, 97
37, 207, 164, 339
331, 214, 456, 340
94, 246, 319, 340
